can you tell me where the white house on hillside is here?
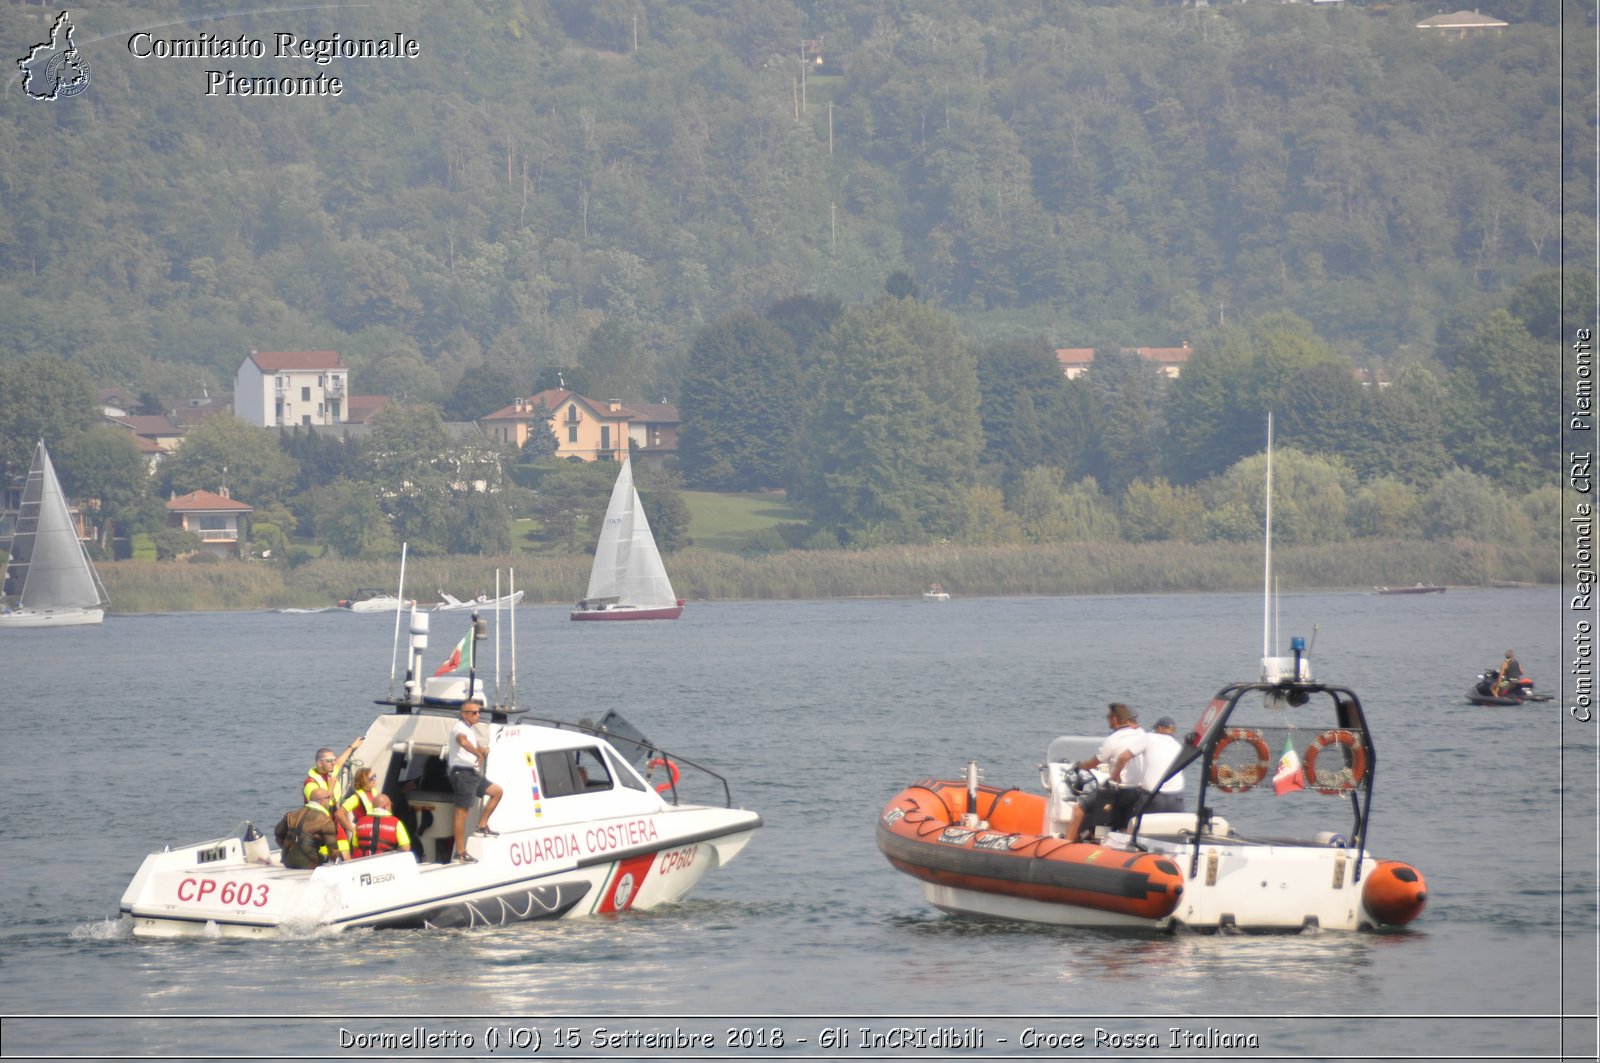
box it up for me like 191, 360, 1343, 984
234, 350, 349, 428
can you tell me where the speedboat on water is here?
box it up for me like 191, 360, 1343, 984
878, 416, 1426, 933
434, 590, 525, 612
119, 609, 762, 938
877, 640, 1427, 932
336, 588, 412, 613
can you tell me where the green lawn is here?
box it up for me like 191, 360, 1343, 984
682, 490, 806, 552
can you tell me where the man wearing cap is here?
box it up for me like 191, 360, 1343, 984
1111, 715, 1186, 816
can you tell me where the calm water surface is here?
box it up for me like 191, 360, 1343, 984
0, 588, 1593, 1059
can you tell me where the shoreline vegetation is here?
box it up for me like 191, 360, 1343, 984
97, 538, 1555, 614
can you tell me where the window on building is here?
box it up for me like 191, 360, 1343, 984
600, 426, 611, 452
566, 405, 580, 423
567, 425, 578, 443
301, 386, 311, 401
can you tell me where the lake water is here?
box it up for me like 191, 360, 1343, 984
1, 588, 1594, 1060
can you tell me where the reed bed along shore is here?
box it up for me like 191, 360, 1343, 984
97, 538, 1555, 614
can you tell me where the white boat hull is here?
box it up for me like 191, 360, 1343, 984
340, 597, 409, 613
121, 809, 760, 939
0, 606, 104, 628
435, 591, 524, 613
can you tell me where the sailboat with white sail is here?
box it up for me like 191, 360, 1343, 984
571, 457, 684, 621
1, 440, 109, 628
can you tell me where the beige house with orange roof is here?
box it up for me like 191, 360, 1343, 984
481, 389, 680, 465
166, 488, 253, 558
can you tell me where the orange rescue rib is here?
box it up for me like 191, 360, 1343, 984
876, 781, 1184, 923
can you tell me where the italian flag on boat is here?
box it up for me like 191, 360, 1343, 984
433, 632, 472, 677
1274, 736, 1306, 795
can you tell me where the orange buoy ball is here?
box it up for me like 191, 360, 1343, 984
1362, 860, 1428, 926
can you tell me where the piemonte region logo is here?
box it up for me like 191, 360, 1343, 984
18, 11, 90, 101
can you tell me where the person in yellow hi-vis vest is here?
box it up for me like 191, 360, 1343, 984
303, 739, 361, 855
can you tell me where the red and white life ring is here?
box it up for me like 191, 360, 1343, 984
1304, 729, 1367, 794
1209, 727, 1270, 792
647, 756, 681, 794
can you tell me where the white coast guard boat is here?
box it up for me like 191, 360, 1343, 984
120, 608, 761, 938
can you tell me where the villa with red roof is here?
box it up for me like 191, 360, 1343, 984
166, 488, 254, 558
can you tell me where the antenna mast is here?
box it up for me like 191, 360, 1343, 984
1262, 414, 1273, 661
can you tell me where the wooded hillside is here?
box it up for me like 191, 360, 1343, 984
1, 0, 1583, 405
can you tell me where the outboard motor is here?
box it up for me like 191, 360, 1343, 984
242, 822, 271, 864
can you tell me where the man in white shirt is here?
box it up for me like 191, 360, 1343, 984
1112, 715, 1186, 816
448, 701, 503, 863
1062, 703, 1145, 841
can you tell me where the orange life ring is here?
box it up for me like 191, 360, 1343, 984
1304, 729, 1367, 794
647, 756, 681, 794
1209, 727, 1269, 792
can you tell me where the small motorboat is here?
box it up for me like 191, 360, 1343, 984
879, 418, 1426, 932
1375, 584, 1446, 595
877, 638, 1427, 932
1466, 669, 1551, 706
922, 583, 950, 601
337, 588, 412, 613
120, 609, 761, 937
434, 590, 525, 612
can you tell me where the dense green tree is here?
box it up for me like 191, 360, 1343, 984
790, 296, 983, 543
302, 480, 400, 559
764, 295, 843, 360
518, 401, 559, 462
1120, 478, 1206, 543
1347, 478, 1424, 539
160, 415, 298, 506
1201, 448, 1354, 546
524, 459, 618, 553
0, 355, 98, 479
677, 313, 801, 490
444, 365, 518, 422
1419, 467, 1534, 547
972, 338, 1071, 481
1359, 368, 1452, 487
1444, 309, 1557, 491
54, 427, 150, 546
1165, 316, 1341, 484
1081, 349, 1168, 495
952, 484, 1024, 546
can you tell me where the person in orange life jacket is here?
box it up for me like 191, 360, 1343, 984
449, 701, 503, 864
275, 787, 342, 869
351, 794, 412, 858
304, 742, 361, 855
1062, 702, 1146, 842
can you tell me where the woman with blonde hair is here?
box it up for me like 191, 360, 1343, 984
342, 766, 380, 823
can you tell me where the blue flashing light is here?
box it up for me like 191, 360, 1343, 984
1290, 636, 1306, 652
